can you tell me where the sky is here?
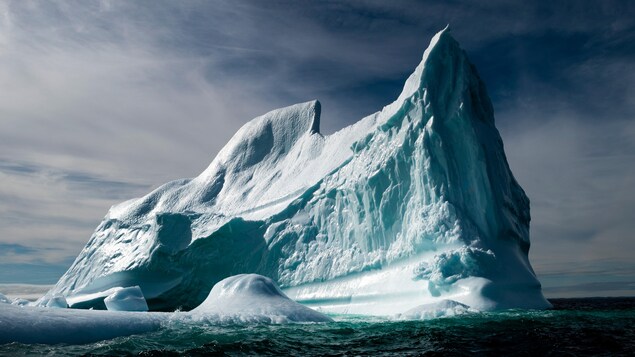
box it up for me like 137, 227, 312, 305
0, 0, 634, 298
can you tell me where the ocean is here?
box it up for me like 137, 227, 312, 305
1, 297, 633, 356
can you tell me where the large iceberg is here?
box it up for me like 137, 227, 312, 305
45, 28, 550, 314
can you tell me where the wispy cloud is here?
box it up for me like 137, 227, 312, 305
0, 159, 151, 199
0, 159, 150, 265
0, 243, 37, 256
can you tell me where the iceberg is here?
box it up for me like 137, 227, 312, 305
45, 27, 550, 314
0, 303, 162, 344
394, 299, 476, 320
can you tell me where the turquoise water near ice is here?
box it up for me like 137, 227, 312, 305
1, 297, 634, 356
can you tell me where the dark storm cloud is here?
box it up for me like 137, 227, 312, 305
0, 0, 634, 296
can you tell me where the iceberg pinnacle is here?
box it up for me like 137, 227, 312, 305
46, 28, 550, 314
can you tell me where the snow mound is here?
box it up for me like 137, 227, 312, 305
190, 274, 332, 324
46, 27, 550, 314
104, 286, 149, 312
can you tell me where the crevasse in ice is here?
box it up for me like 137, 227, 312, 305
45, 27, 550, 314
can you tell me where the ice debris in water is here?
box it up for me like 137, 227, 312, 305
44, 27, 550, 314
104, 286, 149, 312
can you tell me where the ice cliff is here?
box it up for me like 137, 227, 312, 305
46, 28, 550, 314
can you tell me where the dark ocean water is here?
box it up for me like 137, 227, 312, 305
1, 297, 634, 356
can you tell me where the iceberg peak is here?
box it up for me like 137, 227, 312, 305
393, 25, 492, 127
394, 26, 455, 101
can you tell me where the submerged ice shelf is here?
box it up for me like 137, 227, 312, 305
44, 27, 550, 314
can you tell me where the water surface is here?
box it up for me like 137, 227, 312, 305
2, 297, 634, 356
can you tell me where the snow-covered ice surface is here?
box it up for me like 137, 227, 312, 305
0, 303, 163, 344
0, 274, 330, 344
44, 27, 550, 314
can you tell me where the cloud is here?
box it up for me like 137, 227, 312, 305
0, 283, 52, 300
0, 159, 150, 198
0, 158, 152, 264
0, 243, 37, 256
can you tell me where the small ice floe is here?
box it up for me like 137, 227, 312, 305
394, 299, 478, 320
